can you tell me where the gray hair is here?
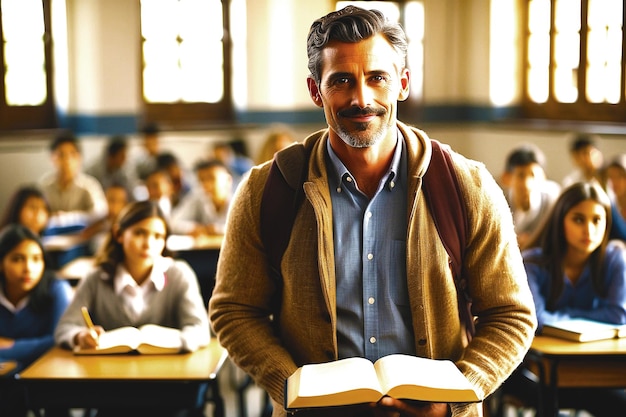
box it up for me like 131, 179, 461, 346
306, 5, 408, 85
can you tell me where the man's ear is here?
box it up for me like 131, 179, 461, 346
398, 68, 411, 101
307, 77, 323, 108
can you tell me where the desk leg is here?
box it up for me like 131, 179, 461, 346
206, 378, 225, 417
545, 359, 560, 417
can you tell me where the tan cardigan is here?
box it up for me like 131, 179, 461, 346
209, 122, 537, 417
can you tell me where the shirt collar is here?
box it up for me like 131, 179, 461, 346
0, 286, 29, 312
111, 256, 170, 294
326, 128, 403, 194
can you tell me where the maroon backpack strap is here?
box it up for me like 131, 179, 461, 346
422, 139, 474, 341
260, 143, 309, 281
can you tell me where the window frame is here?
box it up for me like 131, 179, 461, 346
522, 0, 626, 122
0, 0, 56, 131
140, 0, 234, 128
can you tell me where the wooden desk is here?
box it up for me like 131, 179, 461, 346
18, 339, 228, 415
526, 335, 626, 416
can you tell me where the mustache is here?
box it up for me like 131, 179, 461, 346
337, 106, 386, 118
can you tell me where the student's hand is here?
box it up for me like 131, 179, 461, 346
373, 397, 451, 417
75, 325, 104, 349
0, 337, 15, 349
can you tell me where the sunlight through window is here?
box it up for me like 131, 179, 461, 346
141, 0, 224, 104
527, 0, 551, 103
1, 0, 47, 106
586, 0, 623, 104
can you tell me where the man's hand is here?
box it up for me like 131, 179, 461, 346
0, 337, 15, 349
373, 397, 451, 417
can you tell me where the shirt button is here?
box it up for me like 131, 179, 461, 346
390, 180, 395, 189
367, 253, 373, 260
369, 337, 377, 344
346, 176, 353, 183
336, 187, 342, 193
368, 297, 375, 305
366, 211, 372, 218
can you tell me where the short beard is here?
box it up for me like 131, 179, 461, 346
335, 106, 388, 148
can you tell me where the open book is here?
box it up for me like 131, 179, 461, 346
542, 318, 626, 342
285, 354, 480, 410
74, 324, 183, 355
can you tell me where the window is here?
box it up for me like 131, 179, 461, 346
0, 0, 56, 130
140, 0, 239, 127
523, 0, 626, 122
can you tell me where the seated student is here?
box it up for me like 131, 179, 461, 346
255, 125, 298, 165
0, 224, 72, 417
142, 167, 175, 220
85, 135, 137, 200
171, 159, 234, 237
0, 185, 51, 236
562, 133, 604, 188
81, 182, 130, 253
54, 200, 210, 417
518, 181, 626, 417
211, 140, 254, 188
605, 153, 626, 241
39, 133, 108, 231
155, 151, 194, 210
502, 144, 561, 248
131, 123, 161, 184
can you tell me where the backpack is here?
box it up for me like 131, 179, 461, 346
260, 138, 475, 341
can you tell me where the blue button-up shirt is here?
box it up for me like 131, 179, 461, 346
326, 133, 415, 362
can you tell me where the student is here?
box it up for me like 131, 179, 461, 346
142, 167, 174, 219
132, 123, 161, 182
171, 159, 233, 236
562, 134, 604, 188
54, 200, 210, 416
155, 151, 194, 209
209, 6, 536, 417
38, 133, 108, 230
85, 135, 137, 199
518, 181, 626, 416
255, 125, 298, 165
81, 182, 129, 253
502, 144, 561, 248
0, 224, 72, 416
605, 153, 626, 241
0, 185, 51, 236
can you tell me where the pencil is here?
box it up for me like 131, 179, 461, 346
81, 306, 95, 329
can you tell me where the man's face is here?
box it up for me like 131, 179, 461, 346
308, 34, 410, 148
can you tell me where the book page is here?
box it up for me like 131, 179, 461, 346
136, 324, 183, 354
374, 354, 479, 403
287, 357, 383, 408
74, 326, 139, 355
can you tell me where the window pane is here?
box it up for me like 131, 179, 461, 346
527, 0, 551, 103
553, 0, 580, 103
1, 0, 47, 106
141, 0, 224, 104
586, 0, 623, 104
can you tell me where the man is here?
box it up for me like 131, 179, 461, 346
502, 144, 560, 248
209, 6, 536, 417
